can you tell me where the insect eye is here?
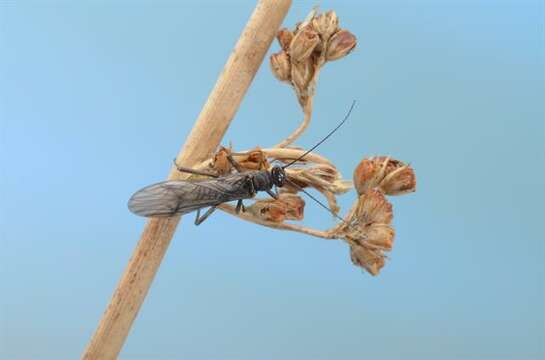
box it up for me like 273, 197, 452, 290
260, 207, 267, 214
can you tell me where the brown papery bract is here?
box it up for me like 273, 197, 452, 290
312, 10, 339, 41
289, 26, 320, 63
270, 51, 292, 82
326, 29, 357, 61
362, 223, 395, 250
210, 146, 233, 175
246, 193, 305, 222
380, 164, 416, 195
277, 28, 294, 51
237, 148, 270, 171
355, 189, 393, 226
350, 245, 386, 276
354, 156, 416, 196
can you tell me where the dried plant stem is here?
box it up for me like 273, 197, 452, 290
81, 1, 292, 359
218, 203, 335, 239
261, 146, 333, 166
195, 147, 334, 171
274, 98, 313, 148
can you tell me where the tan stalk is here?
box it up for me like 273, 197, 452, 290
81, 1, 292, 359
275, 98, 313, 148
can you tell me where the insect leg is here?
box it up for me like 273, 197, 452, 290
265, 189, 278, 199
194, 206, 218, 226
226, 154, 244, 173
235, 199, 246, 213
173, 159, 219, 178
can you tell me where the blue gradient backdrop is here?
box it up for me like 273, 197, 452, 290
1, 1, 544, 359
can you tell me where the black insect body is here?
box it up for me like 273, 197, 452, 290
128, 165, 286, 224
128, 101, 355, 225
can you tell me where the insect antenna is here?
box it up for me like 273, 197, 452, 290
286, 178, 369, 242
282, 100, 356, 169
285, 178, 347, 224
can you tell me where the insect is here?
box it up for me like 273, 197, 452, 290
128, 101, 355, 225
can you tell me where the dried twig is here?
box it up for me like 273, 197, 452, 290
81, 1, 292, 359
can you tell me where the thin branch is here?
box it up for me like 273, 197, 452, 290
81, 1, 292, 359
262, 146, 333, 166
194, 147, 335, 172
274, 98, 313, 148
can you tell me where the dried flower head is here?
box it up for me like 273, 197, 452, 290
327, 191, 393, 276
284, 163, 351, 214
247, 193, 305, 223
270, 51, 291, 83
280, 193, 305, 220
355, 189, 393, 225
326, 29, 357, 61
350, 245, 385, 276
312, 10, 339, 41
362, 223, 395, 250
269, 8, 357, 116
354, 157, 416, 195
210, 146, 233, 175
353, 158, 384, 194
328, 189, 392, 248
380, 163, 416, 196
289, 26, 320, 63
234, 148, 270, 171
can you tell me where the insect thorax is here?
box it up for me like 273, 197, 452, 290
250, 170, 274, 192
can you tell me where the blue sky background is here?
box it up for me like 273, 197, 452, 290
1, 0, 544, 359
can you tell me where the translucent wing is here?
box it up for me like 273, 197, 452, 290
128, 175, 252, 218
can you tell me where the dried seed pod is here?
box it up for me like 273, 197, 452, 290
355, 189, 393, 225
291, 57, 314, 93
380, 164, 416, 196
326, 29, 356, 61
289, 26, 320, 63
353, 158, 384, 195
350, 245, 385, 276
237, 147, 270, 171
210, 146, 232, 175
247, 193, 305, 222
279, 193, 305, 220
312, 10, 339, 41
277, 28, 293, 51
248, 200, 287, 223
270, 51, 291, 82
354, 156, 416, 196
363, 223, 395, 250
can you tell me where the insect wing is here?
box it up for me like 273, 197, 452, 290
128, 174, 251, 218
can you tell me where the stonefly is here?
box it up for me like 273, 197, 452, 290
128, 101, 355, 225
